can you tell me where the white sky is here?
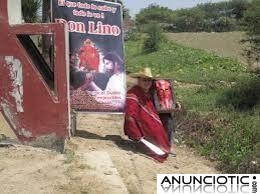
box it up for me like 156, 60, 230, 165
122, 0, 228, 17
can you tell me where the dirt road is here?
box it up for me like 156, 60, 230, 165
0, 113, 219, 194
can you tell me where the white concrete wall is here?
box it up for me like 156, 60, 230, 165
8, 0, 23, 24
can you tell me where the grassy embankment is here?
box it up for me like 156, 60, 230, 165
124, 35, 260, 173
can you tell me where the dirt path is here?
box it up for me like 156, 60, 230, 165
0, 113, 219, 194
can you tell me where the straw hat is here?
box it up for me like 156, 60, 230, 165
129, 67, 153, 79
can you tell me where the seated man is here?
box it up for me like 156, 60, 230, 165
124, 68, 171, 162
124, 68, 181, 161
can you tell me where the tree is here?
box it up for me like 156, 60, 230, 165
21, 0, 41, 23
228, 0, 251, 20
136, 4, 173, 26
241, 0, 260, 73
134, 1, 249, 33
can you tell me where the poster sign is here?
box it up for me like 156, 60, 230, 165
52, 0, 126, 112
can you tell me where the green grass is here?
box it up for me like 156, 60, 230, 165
125, 37, 260, 173
125, 39, 248, 84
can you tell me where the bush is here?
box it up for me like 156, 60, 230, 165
216, 76, 260, 111
142, 22, 164, 53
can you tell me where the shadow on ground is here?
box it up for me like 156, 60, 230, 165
75, 130, 147, 155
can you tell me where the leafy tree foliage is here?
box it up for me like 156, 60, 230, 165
136, 4, 173, 25
227, 0, 250, 20
21, 0, 41, 23
135, 0, 251, 32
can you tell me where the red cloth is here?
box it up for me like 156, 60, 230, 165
124, 86, 171, 162
78, 41, 100, 71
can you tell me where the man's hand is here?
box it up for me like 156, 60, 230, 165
173, 101, 181, 112
80, 72, 93, 90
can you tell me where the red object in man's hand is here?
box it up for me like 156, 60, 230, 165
155, 80, 173, 110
